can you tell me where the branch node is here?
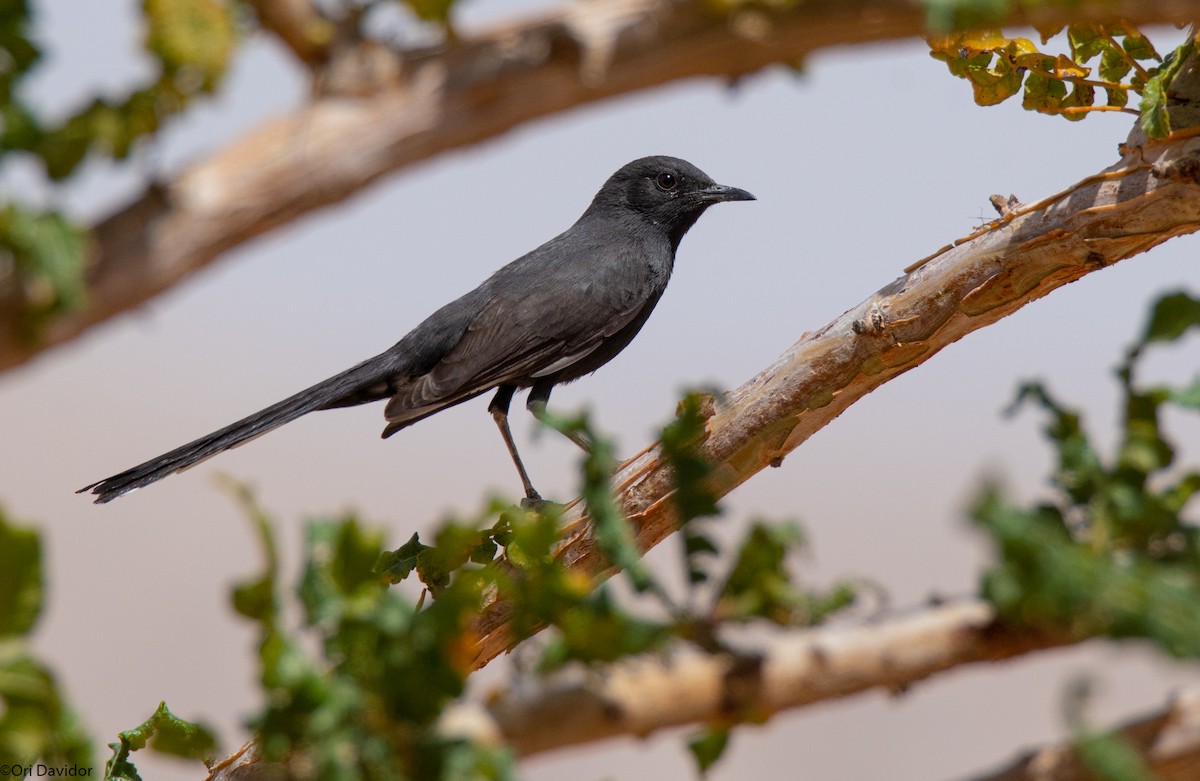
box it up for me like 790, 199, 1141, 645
1151, 151, 1200, 184
720, 653, 765, 718
989, 193, 1022, 218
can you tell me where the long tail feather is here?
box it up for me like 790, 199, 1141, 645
79, 355, 400, 504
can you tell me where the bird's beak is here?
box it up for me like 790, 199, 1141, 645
699, 183, 756, 203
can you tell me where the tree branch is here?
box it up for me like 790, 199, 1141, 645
477, 600, 1067, 759
4, 0, 1200, 373
243, 0, 334, 65
968, 690, 1200, 781
470, 127, 1200, 666
204, 599, 1074, 778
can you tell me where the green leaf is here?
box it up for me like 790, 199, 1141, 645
227, 483, 279, 622
299, 517, 387, 625
1123, 32, 1161, 62
662, 391, 720, 523
401, 0, 457, 25
1139, 290, 1200, 347
377, 532, 431, 584
1140, 39, 1195, 138
421, 523, 484, 593
662, 391, 722, 587
0, 508, 42, 638
0, 0, 41, 102
231, 574, 274, 622
1117, 391, 1173, 476
974, 484, 1200, 656
540, 409, 652, 592
1099, 46, 1132, 84
921, 0, 1013, 33
1068, 25, 1108, 64
1167, 376, 1200, 410
1060, 82, 1095, 121
0, 206, 89, 329
684, 531, 720, 585
1105, 87, 1129, 109
104, 702, 216, 781
0, 102, 44, 150
716, 522, 806, 624
1023, 71, 1068, 113
419, 738, 517, 781
687, 726, 731, 776
0, 656, 95, 773
1076, 731, 1158, 781
969, 58, 1024, 106
1007, 382, 1104, 504
143, 0, 236, 88
541, 587, 668, 670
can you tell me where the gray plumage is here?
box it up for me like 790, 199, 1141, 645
80, 156, 754, 504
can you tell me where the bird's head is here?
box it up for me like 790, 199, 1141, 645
587, 156, 755, 249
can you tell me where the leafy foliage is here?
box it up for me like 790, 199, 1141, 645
974, 290, 1200, 655
928, 23, 1197, 137
0, 0, 238, 337
1, 0, 236, 180
226, 488, 512, 781
0, 508, 94, 775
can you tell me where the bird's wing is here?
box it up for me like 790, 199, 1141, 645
383, 277, 650, 426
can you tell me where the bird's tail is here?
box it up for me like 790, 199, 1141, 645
78, 355, 401, 504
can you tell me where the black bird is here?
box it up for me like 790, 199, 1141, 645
80, 156, 754, 504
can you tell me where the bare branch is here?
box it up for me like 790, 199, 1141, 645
244, 0, 334, 64
470, 129, 1200, 666
4, 0, 1200, 373
480, 600, 1067, 758
968, 690, 1200, 781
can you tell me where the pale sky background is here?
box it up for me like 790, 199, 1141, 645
0, 2, 1198, 780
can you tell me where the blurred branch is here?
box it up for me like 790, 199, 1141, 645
244, 0, 334, 64
204, 599, 1073, 777
470, 126, 1200, 666
481, 600, 1066, 758
968, 690, 1200, 781
3, 0, 1200, 373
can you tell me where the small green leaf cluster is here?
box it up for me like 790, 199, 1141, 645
0, 205, 88, 334
0, 508, 93, 775
104, 702, 216, 781
974, 291, 1200, 656
1063, 679, 1158, 781
927, 23, 1194, 137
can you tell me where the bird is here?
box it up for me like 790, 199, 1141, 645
79, 156, 755, 504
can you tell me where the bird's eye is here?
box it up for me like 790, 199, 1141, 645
655, 172, 677, 191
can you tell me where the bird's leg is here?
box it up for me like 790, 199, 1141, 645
489, 385, 543, 506
527, 383, 593, 454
